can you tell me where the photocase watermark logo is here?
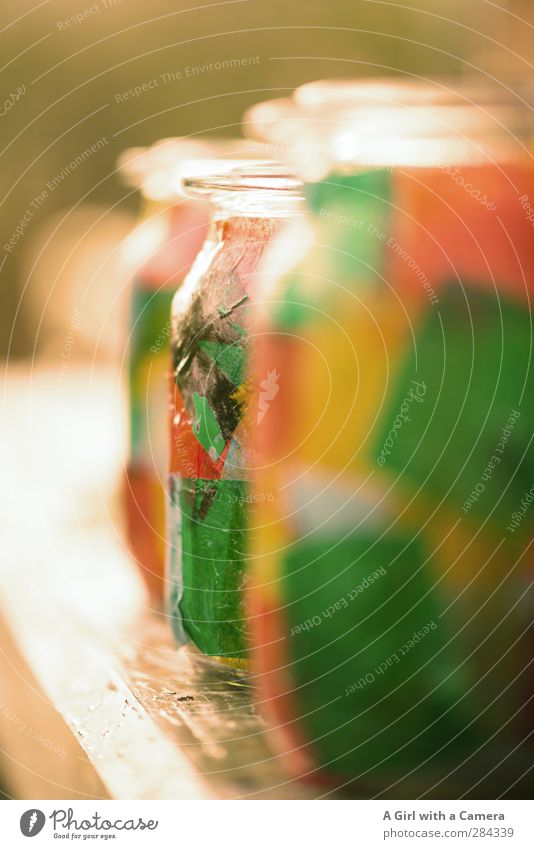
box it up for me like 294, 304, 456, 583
18, 807, 159, 838
20, 809, 46, 837
257, 368, 279, 424
50, 807, 158, 834
377, 379, 428, 465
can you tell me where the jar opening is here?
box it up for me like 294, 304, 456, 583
183, 161, 303, 217
184, 161, 302, 195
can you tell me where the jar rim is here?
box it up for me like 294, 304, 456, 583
183, 160, 303, 197
294, 76, 529, 109
245, 78, 533, 177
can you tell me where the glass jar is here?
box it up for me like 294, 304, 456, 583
168, 163, 302, 665
245, 80, 534, 796
119, 138, 262, 603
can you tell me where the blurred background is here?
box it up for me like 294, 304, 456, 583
1, 0, 534, 802
1, 0, 534, 361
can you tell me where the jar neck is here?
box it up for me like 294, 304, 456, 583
209, 188, 303, 219
206, 211, 287, 245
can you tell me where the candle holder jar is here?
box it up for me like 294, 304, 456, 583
168, 163, 302, 666
120, 139, 260, 603
245, 80, 534, 796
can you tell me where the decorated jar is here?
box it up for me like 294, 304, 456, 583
245, 80, 534, 796
168, 163, 302, 665
120, 138, 261, 602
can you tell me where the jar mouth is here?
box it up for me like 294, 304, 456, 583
183, 160, 303, 197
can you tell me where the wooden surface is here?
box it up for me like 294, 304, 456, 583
0, 365, 317, 799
